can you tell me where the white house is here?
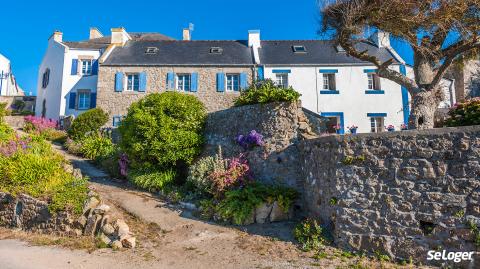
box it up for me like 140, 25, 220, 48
35, 28, 173, 119
0, 53, 24, 96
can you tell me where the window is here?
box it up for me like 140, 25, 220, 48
325, 117, 340, 134
42, 69, 50, 88
81, 60, 93, 75
370, 117, 384, 133
126, 74, 140, 91
77, 91, 91, 110
113, 116, 122, 127
275, 74, 288, 88
367, 73, 381, 90
210, 47, 223, 54
145, 47, 158, 54
322, 74, 336, 90
292, 45, 307, 53
177, 74, 191, 91
226, 74, 240, 91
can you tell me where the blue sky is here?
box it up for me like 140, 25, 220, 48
0, 0, 413, 96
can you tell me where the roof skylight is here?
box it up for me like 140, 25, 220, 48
145, 47, 159, 54
292, 45, 307, 53
210, 47, 223, 54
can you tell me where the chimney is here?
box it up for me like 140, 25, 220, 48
89, 27, 103, 39
371, 30, 390, 48
111, 27, 131, 45
50, 30, 63, 43
248, 30, 261, 49
183, 28, 191, 41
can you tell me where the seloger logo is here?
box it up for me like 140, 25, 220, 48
427, 250, 476, 263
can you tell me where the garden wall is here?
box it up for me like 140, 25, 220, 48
204, 101, 317, 191
300, 126, 480, 263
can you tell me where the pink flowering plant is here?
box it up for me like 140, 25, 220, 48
401, 123, 408, 130
209, 154, 253, 198
24, 115, 57, 133
332, 124, 342, 131
235, 130, 264, 150
385, 124, 395, 131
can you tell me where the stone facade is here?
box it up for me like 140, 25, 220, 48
204, 101, 316, 191
449, 60, 480, 101
300, 126, 480, 264
97, 66, 254, 126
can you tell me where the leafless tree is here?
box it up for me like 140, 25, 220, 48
320, 0, 480, 129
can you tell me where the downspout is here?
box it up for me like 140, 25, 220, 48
0, 71, 3, 95
315, 67, 319, 113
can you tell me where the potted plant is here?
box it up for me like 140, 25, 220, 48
400, 123, 408, 131
347, 125, 358, 134
385, 124, 395, 132
333, 124, 342, 134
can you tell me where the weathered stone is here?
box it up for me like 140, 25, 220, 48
74, 215, 87, 229
255, 203, 273, 224
83, 196, 100, 215
111, 240, 123, 250
62, 163, 74, 174
269, 201, 290, 222
84, 215, 102, 236
99, 232, 112, 246
113, 219, 130, 237
73, 168, 83, 179
242, 211, 255, 226
93, 204, 110, 215
102, 223, 115, 236
121, 236, 136, 249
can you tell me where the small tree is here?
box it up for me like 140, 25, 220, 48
68, 108, 109, 140
320, 0, 480, 129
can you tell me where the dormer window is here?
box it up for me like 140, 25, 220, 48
336, 45, 345, 52
145, 47, 158, 54
210, 47, 223, 54
292, 45, 307, 53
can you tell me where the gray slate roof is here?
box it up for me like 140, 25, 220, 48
103, 40, 254, 66
259, 40, 400, 65
63, 33, 174, 50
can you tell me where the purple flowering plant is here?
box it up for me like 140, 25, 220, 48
118, 153, 129, 177
235, 130, 264, 150
0, 134, 32, 157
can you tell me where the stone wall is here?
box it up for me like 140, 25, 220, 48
97, 66, 254, 126
300, 126, 480, 264
204, 101, 316, 190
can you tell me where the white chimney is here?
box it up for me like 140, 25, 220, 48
89, 27, 103, 39
183, 28, 191, 41
372, 30, 390, 48
248, 30, 261, 49
50, 30, 63, 43
111, 27, 131, 45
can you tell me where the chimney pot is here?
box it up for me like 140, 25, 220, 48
183, 28, 191, 41
111, 27, 131, 45
51, 31, 63, 43
248, 30, 261, 49
89, 27, 103, 39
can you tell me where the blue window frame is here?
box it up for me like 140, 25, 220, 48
113, 116, 122, 127
321, 112, 345, 134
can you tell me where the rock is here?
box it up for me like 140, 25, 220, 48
74, 216, 87, 229
83, 196, 100, 215
73, 168, 83, 179
84, 215, 102, 235
93, 204, 110, 215
111, 240, 123, 250
102, 223, 115, 236
269, 201, 291, 222
99, 232, 112, 246
73, 229, 83, 236
63, 163, 74, 174
113, 219, 130, 238
255, 203, 273, 224
121, 236, 136, 248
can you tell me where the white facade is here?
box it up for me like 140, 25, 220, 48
263, 65, 408, 134
36, 32, 101, 120
0, 53, 24, 96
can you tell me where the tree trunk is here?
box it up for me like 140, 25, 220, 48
408, 88, 443, 130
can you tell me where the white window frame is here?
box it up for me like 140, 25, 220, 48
367, 73, 381, 90
77, 90, 91, 110
370, 117, 384, 133
275, 74, 289, 88
226, 74, 240, 92
81, 59, 93, 76
126, 73, 140, 91
176, 74, 191, 91
322, 74, 336, 90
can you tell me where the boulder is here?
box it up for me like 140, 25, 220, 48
83, 196, 100, 215
63, 163, 74, 174
121, 236, 136, 249
113, 219, 130, 238
111, 240, 123, 250
74, 215, 87, 229
93, 204, 110, 215
255, 203, 273, 224
99, 232, 112, 246
73, 168, 83, 179
269, 201, 291, 222
101, 223, 115, 236
84, 214, 102, 235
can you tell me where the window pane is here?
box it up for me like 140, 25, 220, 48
323, 74, 329, 90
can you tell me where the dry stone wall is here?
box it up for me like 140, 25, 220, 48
300, 126, 480, 264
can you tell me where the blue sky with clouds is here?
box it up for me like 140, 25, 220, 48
0, 0, 413, 96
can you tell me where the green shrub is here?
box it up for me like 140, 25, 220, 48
78, 134, 115, 161
65, 138, 82, 155
293, 219, 326, 251
234, 79, 301, 106
127, 168, 176, 192
119, 92, 206, 170
216, 185, 264, 225
0, 102, 8, 122
68, 108, 109, 140
446, 98, 480, 127
187, 156, 219, 196
97, 150, 121, 178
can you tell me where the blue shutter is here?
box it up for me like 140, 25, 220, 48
240, 72, 248, 90
71, 59, 78, 75
139, 72, 147, 92
191, 73, 198, 92
115, 72, 123, 92
90, 92, 97, 108
167, 72, 175, 89
92, 60, 99, 75
69, 92, 76, 109
257, 66, 264, 80
216, 73, 225, 92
